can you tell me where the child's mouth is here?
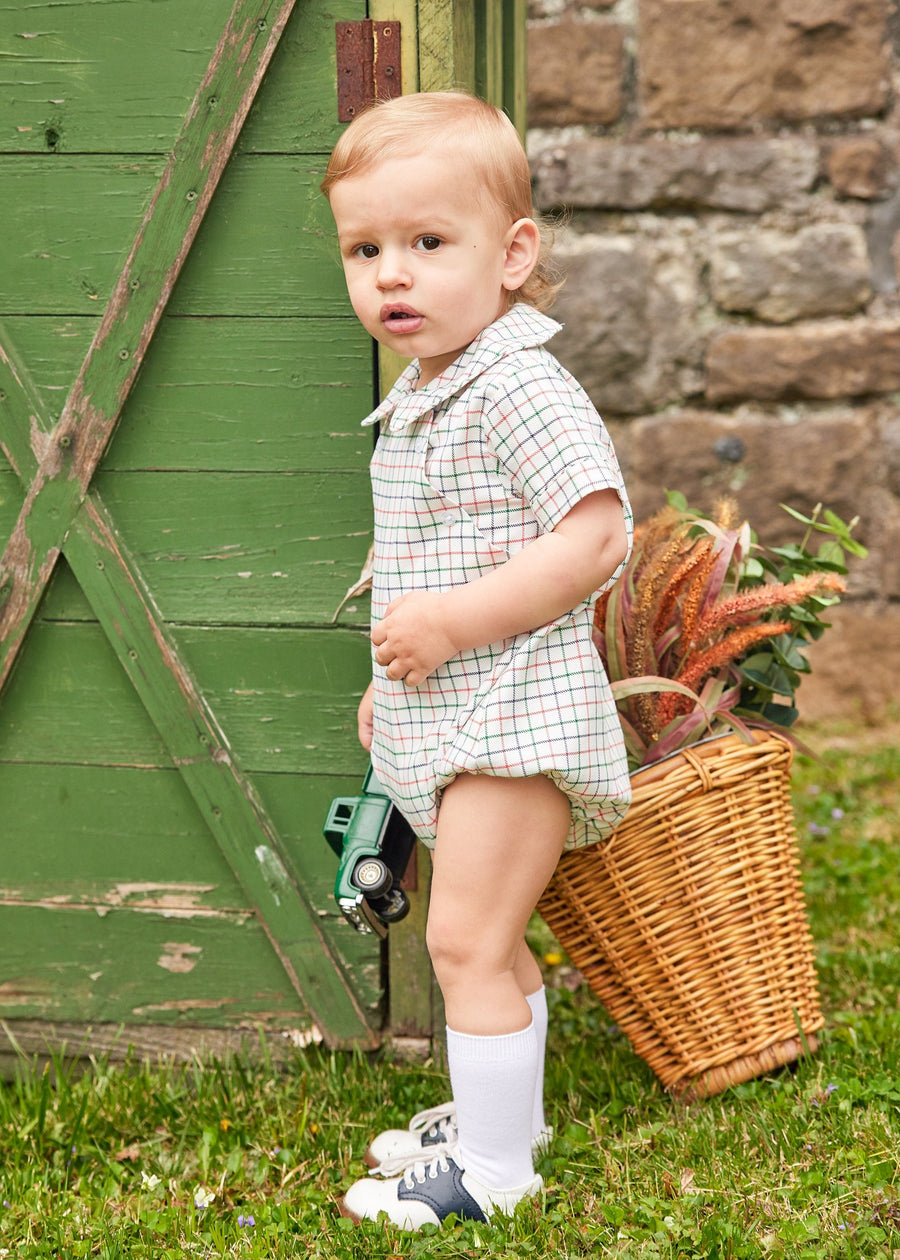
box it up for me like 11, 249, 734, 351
381, 304, 424, 333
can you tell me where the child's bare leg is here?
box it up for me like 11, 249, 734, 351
426, 773, 568, 1192
428, 772, 567, 1033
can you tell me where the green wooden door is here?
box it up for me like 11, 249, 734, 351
0, 0, 385, 1053
0, 0, 526, 1059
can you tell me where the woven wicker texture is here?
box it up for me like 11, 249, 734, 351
538, 733, 824, 1098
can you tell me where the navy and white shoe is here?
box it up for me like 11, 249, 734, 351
365, 1101, 552, 1173
340, 1149, 543, 1230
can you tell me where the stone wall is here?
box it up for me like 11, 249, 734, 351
527, 0, 900, 725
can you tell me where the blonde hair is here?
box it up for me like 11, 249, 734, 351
321, 91, 561, 312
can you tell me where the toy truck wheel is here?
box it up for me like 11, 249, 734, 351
351, 856, 392, 897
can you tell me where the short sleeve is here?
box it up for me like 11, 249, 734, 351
481, 349, 631, 537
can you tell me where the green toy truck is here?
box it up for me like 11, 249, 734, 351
323, 766, 416, 937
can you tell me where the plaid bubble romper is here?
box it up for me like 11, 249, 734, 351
362, 304, 633, 850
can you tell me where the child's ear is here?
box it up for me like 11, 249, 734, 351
502, 218, 542, 292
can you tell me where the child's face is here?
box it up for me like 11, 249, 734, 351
329, 150, 518, 387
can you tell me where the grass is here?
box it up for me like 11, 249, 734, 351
1, 727, 899, 1258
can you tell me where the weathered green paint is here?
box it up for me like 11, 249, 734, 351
0, 0, 362, 157
0, 904, 329, 1027
0, 621, 369, 775
0, 762, 383, 1020
0, 0, 304, 690
0, 0, 382, 1050
0, 157, 353, 318
0, 337, 377, 1039
0, 316, 373, 472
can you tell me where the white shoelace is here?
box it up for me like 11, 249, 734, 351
400, 1149, 456, 1190
407, 1101, 458, 1139
375, 1143, 460, 1181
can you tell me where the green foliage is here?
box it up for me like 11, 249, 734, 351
1, 733, 898, 1258
733, 503, 867, 730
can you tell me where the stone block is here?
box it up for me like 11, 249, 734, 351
705, 321, 900, 402
530, 135, 818, 213
826, 136, 893, 199
638, 0, 891, 129
798, 604, 900, 725
527, 19, 624, 125
614, 407, 880, 562
550, 233, 702, 415
710, 224, 871, 322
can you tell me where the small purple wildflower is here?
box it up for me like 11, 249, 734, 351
2, 1201, 9, 1209
825, 1082, 838, 1096
238, 1214, 256, 1228
807, 822, 830, 836
831, 807, 844, 820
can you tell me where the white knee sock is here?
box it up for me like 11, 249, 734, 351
446, 1020, 538, 1190
525, 985, 548, 1138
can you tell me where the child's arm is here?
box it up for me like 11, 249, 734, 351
371, 488, 628, 686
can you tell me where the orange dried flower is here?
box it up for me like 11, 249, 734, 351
691, 572, 845, 645
676, 621, 792, 694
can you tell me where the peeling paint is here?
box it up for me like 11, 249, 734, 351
156, 941, 202, 974
131, 997, 236, 1015
282, 1025, 324, 1049
106, 881, 216, 910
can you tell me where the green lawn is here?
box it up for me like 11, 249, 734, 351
1, 728, 898, 1258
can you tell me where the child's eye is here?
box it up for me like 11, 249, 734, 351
353, 243, 379, 260
415, 235, 442, 252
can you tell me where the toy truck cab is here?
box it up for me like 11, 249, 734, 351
323, 766, 416, 937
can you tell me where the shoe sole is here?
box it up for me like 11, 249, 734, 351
337, 1196, 363, 1223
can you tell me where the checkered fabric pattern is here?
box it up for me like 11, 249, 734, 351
362, 304, 633, 850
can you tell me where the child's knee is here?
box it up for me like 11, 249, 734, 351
425, 911, 467, 979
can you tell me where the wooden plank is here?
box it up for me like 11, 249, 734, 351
0, 0, 363, 157
0, 762, 381, 1012
418, 0, 475, 92
0, 1020, 320, 1077
1, 316, 374, 473
0, 904, 316, 1027
0, 0, 235, 155
0, 354, 378, 1047
91, 470, 372, 625
0, 623, 371, 774
474, 3, 503, 105
0, 156, 352, 318
503, 0, 528, 135
0, 621, 175, 768
0, 761, 356, 914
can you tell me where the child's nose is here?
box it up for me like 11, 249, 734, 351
375, 249, 411, 290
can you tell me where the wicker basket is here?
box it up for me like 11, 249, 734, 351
538, 731, 824, 1099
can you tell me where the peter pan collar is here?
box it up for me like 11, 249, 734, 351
361, 304, 562, 431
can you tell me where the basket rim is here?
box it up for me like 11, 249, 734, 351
629, 728, 793, 790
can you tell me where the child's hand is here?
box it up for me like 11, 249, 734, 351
371, 592, 458, 686
358, 682, 374, 750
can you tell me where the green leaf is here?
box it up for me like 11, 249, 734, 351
761, 701, 799, 726
664, 488, 689, 512
779, 502, 819, 527
817, 539, 845, 566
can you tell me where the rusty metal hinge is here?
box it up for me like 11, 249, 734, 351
335, 19, 401, 122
